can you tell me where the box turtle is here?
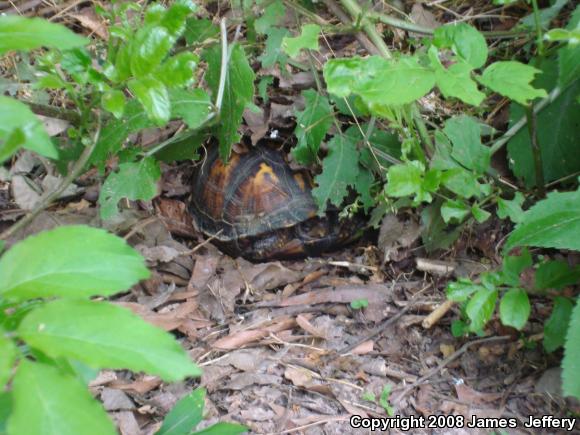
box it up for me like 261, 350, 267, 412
190, 144, 359, 261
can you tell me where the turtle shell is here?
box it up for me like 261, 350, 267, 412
190, 145, 358, 261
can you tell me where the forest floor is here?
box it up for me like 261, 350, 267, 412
1, 1, 579, 434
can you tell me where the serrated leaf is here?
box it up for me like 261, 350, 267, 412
505, 187, 580, 252
130, 27, 174, 77
101, 90, 126, 119
466, 288, 497, 332
441, 199, 470, 223
497, 192, 525, 223
446, 279, 483, 302
0, 96, 58, 161
18, 300, 202, 381
544, 296, 573, 353
0, 328, 16, 390
471, 204, 491, 223
477, 61, 548, 105
184, 18, 219, 45
156, 52, 198, 88
385, 161, 423, 198
258, 27, 289, 69
355, 169, 374, 212
0, 16, 87, 54
98, 157, 161, 220
169, 88, 212, 129
444, 115, 490, 174
255, 0, 285, 34
499, 288, 530, 330
205, 44, 254, 161
442, 168, 484, 199
292, 89, 333, 165
282, 24, 320, 58
0, 225, 149, 301
128, 76, 170, 125
7, 361, 116, 435
433, 22, 488, 69
157, 388, 205, 435
312, 135, 359, 213
535, 261, 580, 290
562, 295, 580, 398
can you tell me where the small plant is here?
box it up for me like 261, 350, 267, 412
0, 225, 202, 434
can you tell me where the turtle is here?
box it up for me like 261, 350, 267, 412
189, 144, 360, 261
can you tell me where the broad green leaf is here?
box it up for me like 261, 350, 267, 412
520, 0, 569, 29
441, 199, 470, 223
502, 248, 532, 287
446, 279, 483, 302
429, 47, 484, 106
312, 135, 359, 213
157, 388, 205, 435
0, 225, 149, 301
282, 24, 320, 58
355, 170, 375, 213
385, 161, 423, 198
292, 89, 333, 164
535, 261, 580, 290
154, 131, 205, 163
98, 157, 161, 220
7, 360, 116, 435
433, 22, 488, 69
442, 168, 484, 199
61, 48, 91, 76
0, 96, 58, 161
471, 204, 491, 223
443, 115, 490, 174
477, 61, 547, 105
562, 296, 580, 398
324, 57, 368, 98
130, 27, 174, 77
255, 0, 285, 34
169, 88, 213, 129
0, 391, 11, 434
505, 187, 580, 252
193, 423, 248, 435
160, 0, 196, 37
558, 6, 580, 87
451, 319, 468, 337
101, 90, 126, 119
0, 328, 16, 390
35, 73, 67, 90
497, 192, 525, 224
544, 296, 573, 353
499, 288, 530, 330
466, 288, 497, 332
0, 127, 26, 163
18, 300, 202, 381
128, 76, 171, 125
258, 27, 289, 69
420, 200, 462, 252
0, 16, 87, 54
184, 18, 219, 45
156, 52, 198, 88
205, 44, 254, 161
507, 60, 580, 187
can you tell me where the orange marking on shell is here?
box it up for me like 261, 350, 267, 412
294, 173, 306, 191
255, 163, 279, 185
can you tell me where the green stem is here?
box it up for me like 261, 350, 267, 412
530, 0, 545, 57
26, 102, 81, 124
525, 104, 546, 197
339, 0, 391, 58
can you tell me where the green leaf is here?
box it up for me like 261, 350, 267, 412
255, 0, 285, 34
350, 299, 369, 310
497, 192, 525, 224
324, 57, 368, 98
507, 60, 580, 187
499, 288, 530, 330
442, 168, 484, 199
7, 360, 116, 435
466, 288, 498, 332
502, 248, 532, 287
160, 0, 196, 37
0, 328, 16, 390
451, 319, 468, 337
292, 89, 333, 164
385, 161, 423, 198
354, 169, 375, 213
101, 90, 126, 119
420, 200, 463, 252
0, 391, 12, 434
128, 76, 170, 125
433, 22, 488, 69
505, 187, 580, 252
258, 27, 289, 69
205, 44, 255, 161
535, 261, 580, 291
562, 296, 580, 398
169, 88, 213, 129
35, 74, 67, 90
130, 27, 174, 77
431, 55, 485, 106
18, 300, 202, 381
193, 422, 248, 435
477, 61, 548, 105
441, 199, 470, 224
446, 279, 482, 302
157, 388, 205, 435
154, 131, 205, 163
0, 225, 149, 301
544, 296, 573, 353
558, 7, 580, 87
0, 16, 87, 54
443, 115, 490, 174
471, 204, 491, 223
282, 24, 320, 58
312, 135, 359, 213
0, 96, 58, 161
520, 0, 569, 29
156, 52, 198, 88
61, 48, 91, 76
184, 18, 219, 45
98, 157, 161, 220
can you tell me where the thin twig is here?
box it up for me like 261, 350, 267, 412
1, 115, 102, 241
215, 18, 228, 114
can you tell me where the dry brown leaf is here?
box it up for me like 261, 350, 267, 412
351, 340, 374, 355
260, 284, 394, 307
71, 7, 109, 39
378, 213, 421, 263
284, 366, 313, 387
455, 381, 503, 405
296, 314, 327, 339
212, 316, 296, 349
110, 376, 162, 395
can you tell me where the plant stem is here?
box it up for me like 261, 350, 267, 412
339, 0, 391, 58
525, 104, 546, 197
530, 0, 545, 57
215, 18, 228, 114
27, 102, 81, 124
1, 116, 102, 241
